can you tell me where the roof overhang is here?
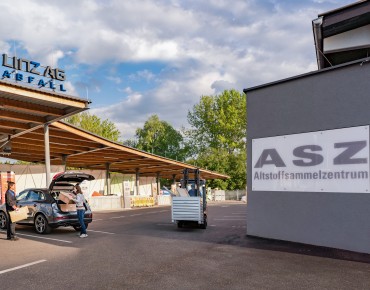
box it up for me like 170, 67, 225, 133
0, 80, 228, 181
0, 80, 90, 148
6, 121, 229, 181
312, 0, 370, 69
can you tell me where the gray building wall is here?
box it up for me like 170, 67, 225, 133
245, 59, 370, 254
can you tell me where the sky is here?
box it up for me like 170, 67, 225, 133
0, 0, 356, 140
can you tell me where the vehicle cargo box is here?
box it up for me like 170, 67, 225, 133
59, 204, 77, 212
59, 192, 76, 204
9, 206, 28, 223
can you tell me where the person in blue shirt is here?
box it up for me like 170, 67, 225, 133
188, 184, 197, 197
5, 181, 19, 241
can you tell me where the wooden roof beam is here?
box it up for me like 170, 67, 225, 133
0, 97, 64, 116
0, 119, 33, 130
0, 109, 46, 123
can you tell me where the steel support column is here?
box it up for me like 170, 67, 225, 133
135, 168, 140, 196
44, 124, 51, 187
62, 154, 68, 171
156, 172, 160, 197
105, 163, 111, 195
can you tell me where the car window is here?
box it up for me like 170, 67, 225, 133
17, 190, 29, 201
27, 190, 46, 201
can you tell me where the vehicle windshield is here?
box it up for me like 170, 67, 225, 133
16, 191, 29, 201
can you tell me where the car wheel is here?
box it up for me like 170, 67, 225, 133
177, 221, 183, 228
0, 211, 7, 229
72, 223, 89, 232
34, 214, 52, 234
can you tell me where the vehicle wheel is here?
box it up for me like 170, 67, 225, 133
199, 215, 207, 229
34, 214, 52, 234
177, 221, 183, 228
73, 223, 89, 232
0, 211, 7, 229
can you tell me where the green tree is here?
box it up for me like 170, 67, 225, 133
187, 89, 246, 155
186, 89, 247, 190
135, 115, 189, 160
65, 112, 121, 142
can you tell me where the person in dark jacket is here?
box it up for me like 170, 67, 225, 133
5, 181, 19, 241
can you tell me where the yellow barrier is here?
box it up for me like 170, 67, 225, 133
130, 196, 156, 207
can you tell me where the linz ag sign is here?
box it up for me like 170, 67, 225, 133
1, 53, 66, 93
252, 126, 370, 193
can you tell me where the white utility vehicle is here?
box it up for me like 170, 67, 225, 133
171, 169, 207, 229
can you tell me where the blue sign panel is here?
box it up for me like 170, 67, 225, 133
1, 54, 67, 93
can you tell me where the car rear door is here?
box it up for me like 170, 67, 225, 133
17, 190, 48, 224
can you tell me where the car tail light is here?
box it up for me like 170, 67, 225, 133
85, 213, 92, 218
54, 216, 69, 220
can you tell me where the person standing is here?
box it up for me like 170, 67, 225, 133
73, 185, 88, 238
5, 181, 19, 241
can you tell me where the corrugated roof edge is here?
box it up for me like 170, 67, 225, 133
0, 79, 91, 104
55, 121, 230, 179
243, 57, 370, 94
318, 0, 368, 17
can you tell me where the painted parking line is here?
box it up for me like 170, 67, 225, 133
88, 230, 116, 235
93, 219, 104, 221
224, 216, 246, 217
110, 216, 126, 219
0, 260, 47, 275
214, 218, 246, 221
0, 231, 72, 243
130, 214, 142, 216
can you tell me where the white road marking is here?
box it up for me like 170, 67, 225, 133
214, 218, 246, 221
0, 260, 47, 275
0, 231, 72, 243
224, 216, 246, 217
93, 219, 103, 221
158, 210, 169, 212
110, 216, 126, 219
88, 230, 115, 235
210, 225, 216, 227
231, 213, 246, 215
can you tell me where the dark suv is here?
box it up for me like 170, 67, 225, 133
0, 172, 94, 234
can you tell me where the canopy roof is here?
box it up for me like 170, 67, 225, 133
0, 81, 229, 181
0, 80, 90, 144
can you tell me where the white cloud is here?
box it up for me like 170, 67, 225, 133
0, 0, 354, 140
106, 76, 122, 84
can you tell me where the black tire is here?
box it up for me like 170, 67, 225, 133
34, 214, 52, 234
73, 223, 89, 232
177, 221, 183, 228
199, 215, 207, 229
0, 211, 7, 229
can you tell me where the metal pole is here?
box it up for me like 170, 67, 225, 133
44, 124, 51, 187
135, 168, 140, 196
156, 172, 160, 196
105, 163, 111, 195
62, 154, 68, 171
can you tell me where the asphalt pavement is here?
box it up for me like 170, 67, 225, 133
0, 202, 369, 290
